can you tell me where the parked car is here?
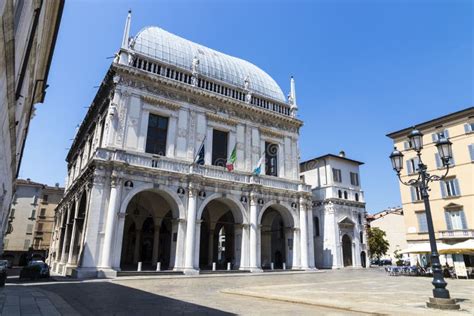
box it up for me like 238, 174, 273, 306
19, 262, 50, 280
0, 259, 12, 269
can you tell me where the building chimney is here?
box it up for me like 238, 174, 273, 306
339, 150, 346, 158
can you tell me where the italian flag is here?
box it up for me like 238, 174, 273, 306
226, 145, 237, 171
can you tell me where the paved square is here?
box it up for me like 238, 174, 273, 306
2, 268, 473, 315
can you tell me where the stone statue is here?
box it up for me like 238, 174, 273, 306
191, 56, 200, 86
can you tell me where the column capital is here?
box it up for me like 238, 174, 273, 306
110, 175, 122, 188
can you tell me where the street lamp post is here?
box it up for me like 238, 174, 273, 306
389, 129, 459, 310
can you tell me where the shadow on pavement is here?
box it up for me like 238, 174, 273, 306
35, 281, 234, 315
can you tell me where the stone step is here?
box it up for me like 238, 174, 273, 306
426, 297, 460, 310
116, 271, 184, 277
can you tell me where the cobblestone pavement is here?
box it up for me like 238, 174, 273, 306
1, 268, 472, 315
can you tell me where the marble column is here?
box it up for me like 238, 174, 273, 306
299, 200, 309, 269
100, 176, 121, 268
152, 224, 161, 265
133, 229, 142, 264
67, 197, 81, 265
184, 186, 197, 272
307, 205, 315, 269
249, 195, 258, 270
208, 228, 214, 265
194, 220, 202, 269
60, 205, 71, 263
239, 223, 249, 270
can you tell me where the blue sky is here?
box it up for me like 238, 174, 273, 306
20, 0, 473, 213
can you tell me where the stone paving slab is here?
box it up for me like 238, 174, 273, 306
221, 274, 474, 315
0, 285, 79, 316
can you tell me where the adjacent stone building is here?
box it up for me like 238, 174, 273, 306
49, 12, 315, 278
387, 107, 474, 267
366, 207, 408, 262
3, 179, 63, 266
300, 152, 368, 269
0, 0, 64, 255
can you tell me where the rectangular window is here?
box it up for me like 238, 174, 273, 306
37, 223, 43, 232
40, 208, 46, 217
332, 168, 342, 182
410, 186, 423, 202
3, 239, 8, 249
416, 212, 428, 233
432, 129, 449, 142
468, 144, 474, 161
406, 157, 419, 175
464, 122, 474, 133
23, 239, 30, 250
26, 224, 33, 234
9, 208, 15, 218
212, 129, 228, 166
30, 209, 36, 219
145, 114, 169, 155
445, 210, 467, 230
42, 194, 48, 203
441, 179, 460, 198
350, 172, 359, 186
265, 142, 278, 176
314, 217, 320, 237
435, 152, 455, 168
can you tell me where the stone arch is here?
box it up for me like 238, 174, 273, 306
197, 193, 247, 224
258, 201, 297, 269
258, 200, 297, 228
117, 183, 184, 271
119, 183, 185, 219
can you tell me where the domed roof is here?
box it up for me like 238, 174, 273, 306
131, 27, 286, 102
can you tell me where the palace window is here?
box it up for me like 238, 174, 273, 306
441, 178, 460, 198
350, 172, 359, 186
37, 223, 43, 232
355, 193, 359, 202
360, 231, 363, 243
26, 224, 33, 235
332, 168, 342, 182
444, 209, 467, 231
39, 208, 46, 217
416, 212, 428, 233
338, 190, 342, 198
42, 194, 48, 203
30, 210, 36, 219
145, 114, 169, 156
212, 129, 228, 167
435, 152, 455, 168
265, 142, 279, 176
432, 129, 449, 142
464, 122, 474, 133
99, 117, 106, 147
24, 239, 31, 250
468, 144, 474, 161
343, 191, 348, 199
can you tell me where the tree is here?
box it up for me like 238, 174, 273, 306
367, 227, 390, 263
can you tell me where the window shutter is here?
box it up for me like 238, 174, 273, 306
432, 133, 437, 142
410, 187, 416, 202
414, 157, 420, 171
464, 124, 471, 133
449, 154, 455, 166
460, 211, 468, 229
444, 211, 453, 231
469, 144, 474, 161
404, 141, 409, 150
440, 182, 447, 198
454, 179, 461, 196
444, 129, 449, 139
435, 153, 441, 168
406, 160, 413, 174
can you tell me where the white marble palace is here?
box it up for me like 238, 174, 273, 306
49, 12, 318, 278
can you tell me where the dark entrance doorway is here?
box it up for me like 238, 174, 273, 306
342, 234, 352, 267
361, 251, 366, 268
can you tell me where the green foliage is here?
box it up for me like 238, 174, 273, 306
393, 249, 404, 266
367, 227, 390, 260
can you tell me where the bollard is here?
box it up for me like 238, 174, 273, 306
137, 262, 142, 272
212, 262, 216, 271
227, 262, 231, 271
283, 262, 286, 270
271, 262, 274, 270
156, 262, 161, 272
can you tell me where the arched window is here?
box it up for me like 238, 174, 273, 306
355, 193, 359, 202
360, 231, 364, 243
338, 190, 342, 198
314, 217, 320, 237
344, 191, 348, 199
358, 213, 362, 225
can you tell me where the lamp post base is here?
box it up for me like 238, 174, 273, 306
426, 297, 460, 310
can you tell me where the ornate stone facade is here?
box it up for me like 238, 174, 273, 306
49, 13, 314, 278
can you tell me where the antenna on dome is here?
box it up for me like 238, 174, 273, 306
122, 10, 132, 49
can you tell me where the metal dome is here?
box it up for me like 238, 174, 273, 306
131, 26, 286, 102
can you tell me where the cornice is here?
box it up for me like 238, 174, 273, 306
141, 94, 181, 111
206, 112, 238, 126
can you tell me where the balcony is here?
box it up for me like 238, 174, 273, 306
312, 185, 365, 203
438, 229, 474, 239
95, 148, 310, 193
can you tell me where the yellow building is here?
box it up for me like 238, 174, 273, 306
387, 107, 473, 268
